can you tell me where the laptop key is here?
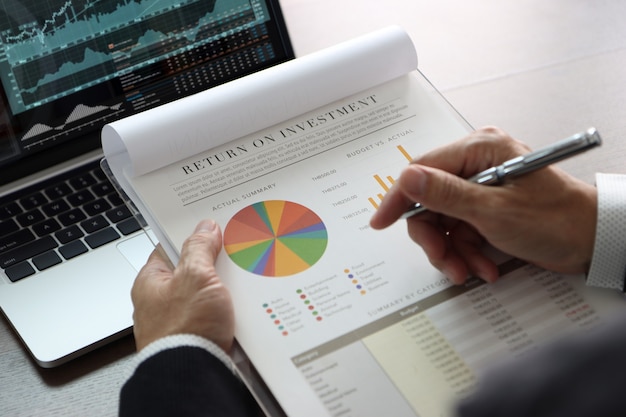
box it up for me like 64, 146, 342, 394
44, 183, 72, 200
0, 236, 58, 268
20, 192, 48, 210
16, 208, 45, 227
58, 208, 87, 226
0, 202, 22, 219
33, 218, 62, 237
69, 172, 96, 190
85, 227, 120, 249
84, 198, 111, 216
106, 205, 132, 223
59, 240, 88, 260
5, 262, 35, 282
92, 181, 114, 196
55, 225, 85, 244
0, 229, 35, 253
81, 215, 108, 233
92, 168, 108, 182
108, 193, 124, 207
33, 251, 62, 271
42, 199, 71, 217
117, 217, 141, 236
67, 189, 95, 206
0, 218, 19, 235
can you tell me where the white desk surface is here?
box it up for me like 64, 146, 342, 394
2, 1, 625, 415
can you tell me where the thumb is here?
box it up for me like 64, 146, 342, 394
178, 219, 223, 270
398, 164, 486, 221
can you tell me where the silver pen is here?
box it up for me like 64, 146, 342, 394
400, 127, 602, 219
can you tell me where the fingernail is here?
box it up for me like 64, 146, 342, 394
195, 219, 217, 233
442, 267, 465, 285
479, 271, 498, 283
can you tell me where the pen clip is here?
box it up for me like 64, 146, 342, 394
506, 127, 601, 178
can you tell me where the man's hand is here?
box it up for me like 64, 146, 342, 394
370, 126, 597, 284
130, 219, 235, 352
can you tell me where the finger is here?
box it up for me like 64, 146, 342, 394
371, 127, 529, 230
134, 246, 173, 283
369, 180, 414, 229
134, 246, 172, 283
371, 161, 497, 230
448, 223, 499, 282
395, 163, 498, 224
406, 218, 470, 284
181, 219, 222, 261
415, 126, 529, 176
155, 244, 175, 270
131, 247, 172, 306
177, 219, 223, 281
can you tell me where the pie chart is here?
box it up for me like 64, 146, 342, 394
223, 200, 328, 277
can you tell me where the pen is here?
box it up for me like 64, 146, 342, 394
400, 127, 603, 219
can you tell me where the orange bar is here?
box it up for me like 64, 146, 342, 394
374, 175, 390, 192
368, 197, 379, 209
397, 145, 413, 162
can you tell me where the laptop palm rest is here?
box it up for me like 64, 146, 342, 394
0, 232, 152, 367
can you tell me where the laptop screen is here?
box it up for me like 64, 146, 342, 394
0, 0, 294, 185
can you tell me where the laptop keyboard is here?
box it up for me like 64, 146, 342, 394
0, 160, 142, 282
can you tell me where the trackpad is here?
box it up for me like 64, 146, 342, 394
117, 233, 154, 272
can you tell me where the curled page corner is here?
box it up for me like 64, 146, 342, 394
101, 26, 418, 179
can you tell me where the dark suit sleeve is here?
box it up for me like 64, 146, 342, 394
119, 346, 258, 417
455, 313, 626, 417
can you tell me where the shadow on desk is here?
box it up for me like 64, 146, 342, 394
1, 311, 135, 384
1, 313, 136, 416
38, 335, 136, 386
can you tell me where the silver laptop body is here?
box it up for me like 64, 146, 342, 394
0, 0, 293, 367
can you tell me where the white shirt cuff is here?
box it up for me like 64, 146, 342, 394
587, 173, 626, 291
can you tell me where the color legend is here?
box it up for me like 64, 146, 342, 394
224, 200, 328, 277
263, 303, 289, 336
344, 268, 367, 295
297, 289, 323, 321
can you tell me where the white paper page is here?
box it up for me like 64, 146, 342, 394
127, 73, 459, 415
102, 26, 417, 178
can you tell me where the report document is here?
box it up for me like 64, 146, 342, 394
102, 27, 622, 417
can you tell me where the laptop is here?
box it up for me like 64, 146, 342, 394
0, 0, 294, 367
